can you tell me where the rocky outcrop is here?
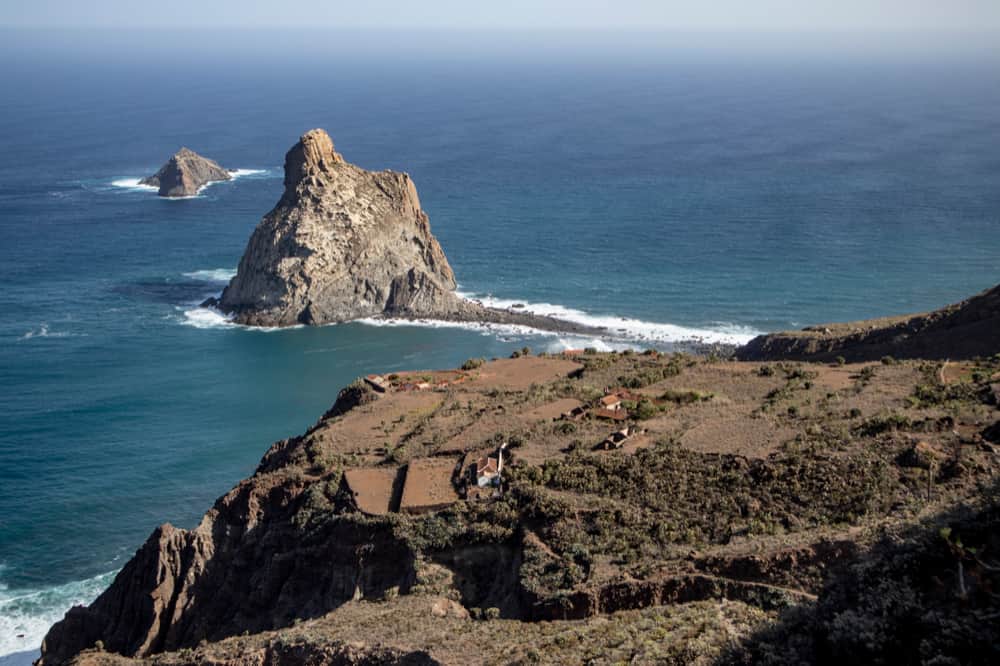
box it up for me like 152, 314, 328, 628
209, 129, 601, 335
737, 283, 1000, 362
523, 573, 813, 622
140, 148, 232, 197
209, 129, 458, 327
39, 473, 416, 664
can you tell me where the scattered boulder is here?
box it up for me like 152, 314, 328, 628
430, 597, 469, 620
898, 441, 940, 469
982, 421, 1000, 445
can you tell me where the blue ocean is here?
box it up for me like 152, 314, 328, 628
1, 31, 999, 661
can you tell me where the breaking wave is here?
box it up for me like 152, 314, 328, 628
174, 270, 759, 347
182, 268, 236, 283
0, 567, 116, 659
109, 178, 157, 192
177, 305, 302, 332
455, 290, 760, 346
19, 324, 79, 341
110, 167, 276, 196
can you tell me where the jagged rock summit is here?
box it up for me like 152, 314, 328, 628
210, 129, 601, 335
139, 147, 232, 197
212, 129, 461, 326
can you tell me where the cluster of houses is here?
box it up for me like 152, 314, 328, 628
341, 372, 652, 517
555, 389, 647, 450
557, 389, 641, 423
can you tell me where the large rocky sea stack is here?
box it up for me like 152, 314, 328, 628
210, 129, 599, 335
140, 147, 232, 197
213, 129, 461, 326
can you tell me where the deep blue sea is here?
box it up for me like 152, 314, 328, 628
1, 33, 999, 661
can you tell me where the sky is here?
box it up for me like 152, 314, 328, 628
3, 0, 1000, 32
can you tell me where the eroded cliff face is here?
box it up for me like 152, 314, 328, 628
212, 130, 464, 327
39, 469, 417, 665
139, 148, 232, 197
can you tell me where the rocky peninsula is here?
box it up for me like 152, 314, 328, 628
140, 148, 232, 197
207, 129, 602, 336
737, 282, 1000, 363
39, 335, 1000, 664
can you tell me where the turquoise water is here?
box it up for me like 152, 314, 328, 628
1, 36, 999, 659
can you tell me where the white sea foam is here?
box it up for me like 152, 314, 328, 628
544, 337, 624, 353
356, 316, 551, 340
0, 568, 116, 659
110, 178, 158, 192
177, 305, 303, 332
179, 306, 239, 330
110, 167, 276, 196
173, 271, 759, 347
455, 290, 760, 346
182, 268, 237, 283
19, 324, 77, 341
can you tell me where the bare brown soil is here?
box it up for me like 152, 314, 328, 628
399, 458, 461, 513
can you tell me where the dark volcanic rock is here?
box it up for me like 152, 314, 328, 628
140, 148, 232, 197
737, 283, 1000, 362
39, 476, 417, 664
208, 129, 603, 336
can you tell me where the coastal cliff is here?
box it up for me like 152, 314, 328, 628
139, 148, 231, 197
737, 282, 1000, 363
209, 129, 601, 335
39, 349, 1000, 664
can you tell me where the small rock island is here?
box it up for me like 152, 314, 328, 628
209, 129, 601, 335
140, 147, 232, 197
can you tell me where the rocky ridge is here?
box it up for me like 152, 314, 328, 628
139, 148, 232, 197
38, 348, 1000, 665
208, 129, 601, 336
737, 282, 1000, 362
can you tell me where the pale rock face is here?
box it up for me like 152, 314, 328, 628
214, 129, 464, 326
140, 147, 232, 197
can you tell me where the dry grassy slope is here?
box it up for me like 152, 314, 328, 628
737, 282, 1000, 362
41, 352, 1000, 665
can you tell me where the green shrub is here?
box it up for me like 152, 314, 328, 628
633, 399, 659, 420
461, 357, 486, 371
855, 412, 912, 437
660, 389, 714, 404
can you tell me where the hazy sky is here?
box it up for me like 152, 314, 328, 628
3, 0, 1000, 32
